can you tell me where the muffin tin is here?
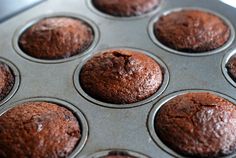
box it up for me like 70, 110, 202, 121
1, 0, 236, 157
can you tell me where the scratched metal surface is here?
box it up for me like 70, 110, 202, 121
0, 0, 236, 157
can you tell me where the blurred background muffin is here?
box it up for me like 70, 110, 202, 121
92, 0, 160, 17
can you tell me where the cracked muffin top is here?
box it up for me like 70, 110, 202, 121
80, 49, 163, 104
0, 62, 14, 102
19, 17, 94, 60
0, 102, 81, 158
226, 55, 236, 82
92, 0, 160, 17
154, 9, 230, 53
155, 92, 236, 157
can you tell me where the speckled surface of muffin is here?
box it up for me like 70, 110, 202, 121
102, 151, 136, 158
19, 17, 94, 60
0, 101, 81, 158
155, 92, 236, 157
80, 49, 163, 104
154, 10, 230, 53
93, 0, 160, 17
226, 55, 236, 82
0, 62, 14, 101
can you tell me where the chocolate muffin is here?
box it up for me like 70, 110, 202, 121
155, 92, 236, 157
102, 155, 135, 158
0, 62, 14, 101
103, 151, 136, 158
80, 49, 163, 104
104, 155, 135, 158
226, 55, 236, 82
0, 102, 81, 158
154, 10, 230, 53
19, 17, 94, 60
92, 0, 160, 17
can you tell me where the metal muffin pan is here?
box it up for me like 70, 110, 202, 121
0, 0, 236, 157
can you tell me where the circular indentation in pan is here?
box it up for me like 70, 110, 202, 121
148, 7, 235, 57
87, 0, 163, 20
73, 47, 169, 109
148, 89, 236, 158
84, 149, 149, 158
13, 13, 99, 64
222, 49, 236, 88
0, 97, 88, 157
0, 58, 20, 106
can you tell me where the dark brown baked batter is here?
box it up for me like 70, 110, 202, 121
103, 151, 136, 158
155, 92, 236, 157
0, 102, 81, 158
19, 17, 94, 59
226, 55, 236, 82
154, 10, 230, 53
93, 0, 160, 17
80, 49, 163, 104
0, 62, 14, 101
104, 155, 135, 158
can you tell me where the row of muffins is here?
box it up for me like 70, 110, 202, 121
14, 2, 236, 104
2, 47, 236, 106
1, 80, 236, 157
17, 8, 231, 60
1, 0, 236, 158
0, 99, 141, 158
